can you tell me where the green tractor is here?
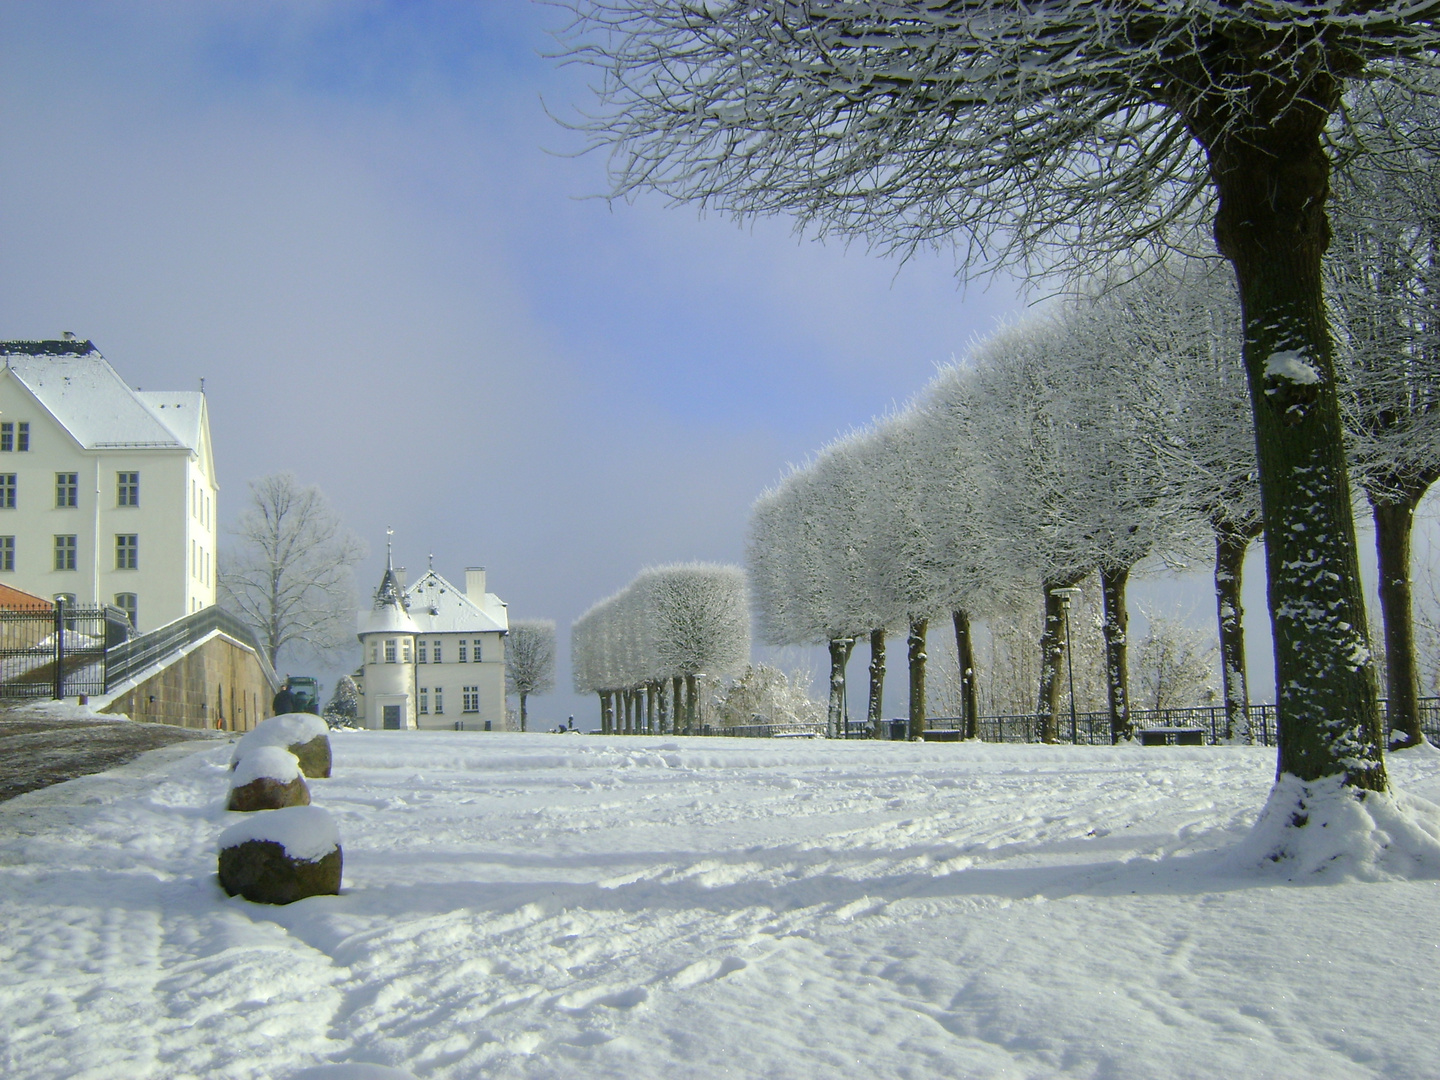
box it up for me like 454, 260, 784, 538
286, 676, 321, 715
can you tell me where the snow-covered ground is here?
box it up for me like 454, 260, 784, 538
2, 732, 1438, 1080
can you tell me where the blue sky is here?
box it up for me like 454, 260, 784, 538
1, 2, 1314, 722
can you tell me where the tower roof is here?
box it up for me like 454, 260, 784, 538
357, 531, 419, 638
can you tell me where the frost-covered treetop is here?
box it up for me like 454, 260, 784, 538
565, 1, 1440, 275
571, 563, 750, 692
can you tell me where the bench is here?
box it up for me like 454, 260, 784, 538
1138, 727, 1206, 746
922, 729, 963, 742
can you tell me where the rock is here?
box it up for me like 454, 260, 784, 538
227, 746, 310, 811
217, 806, 341, 905
231, 713, 332, 778
226, 775, 310, 812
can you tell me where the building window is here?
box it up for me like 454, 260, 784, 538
0, 536, 13, 572
434, 687, 444, 715
419, 687, 429, 714
115, 534, 138, 570
432, 641, 442, 664
18, 423, 28, 452
54, 592, 76, 606
417, 640, 427, 663
54, 535, 77, 571
55, 473, 78, 508
0, 474, 14, 509
114, 593, 137, 627
402, 639, 412, 663
462, 686, 479, 713
384, 639, 397, 664
1, 422, 27, 452
117, 472, 139, 507
370, 643, 379, 664
472, 639, 482, 663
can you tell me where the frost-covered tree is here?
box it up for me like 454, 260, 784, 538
220, 473, 365, 668
713, 664, 825, 730
1134, 613, 1221, 713
572, 565, 749, 735
749, 440, 890, 737
506, 619, 557, 733
323, 674, 360, 729
1110, 260, 1259, 740
566, 1, 1440, 808
1328, 78, 1440, 749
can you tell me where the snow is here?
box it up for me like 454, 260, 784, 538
217, 805, 340, 862
1264, 349, 1322, 385
230, 712, 330, 765
2, 732, 1439, 1079
6, 699, 129, 722
230, 745, 303, 788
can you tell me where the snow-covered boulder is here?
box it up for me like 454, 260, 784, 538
217, 805, 342, 905
231, 713, 332, 778
226, 746, 309, 812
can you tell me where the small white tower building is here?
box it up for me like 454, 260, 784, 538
357, 532, 419, 730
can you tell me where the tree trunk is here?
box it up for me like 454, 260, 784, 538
1207, 113, 1387, 791
1213, 521, 1257, 743
685, 674, 699, 735
907, 617, 928, 741
1038, 574, 1082, 744
1100, 566, 1133, 744
1372, 494, 1425, 749
600, 691, 612, 735
657, 678, 669, 734
520, 692, 528, 733
827, 636, 854, 739
867, 628, 886, 739
953, 609, 980, 741
673, 676, 684, 736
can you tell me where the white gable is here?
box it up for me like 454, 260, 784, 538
1, 343, 195, 451
404, 570, 508, 634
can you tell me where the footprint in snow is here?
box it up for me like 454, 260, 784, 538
555, 984, 650, 1012
667, 955, 748, 990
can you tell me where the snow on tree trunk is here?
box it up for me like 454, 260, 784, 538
1037, 577, 1081, 745
953, 610, 980, 741
1373, 495, 1424, 749
1214, 522, 1257, 743
1100, 566, 1133, 744
827, 636, 853, 740
867, 629, 886, 739
907, 618, 928, 742
1207, 120, 1386, 792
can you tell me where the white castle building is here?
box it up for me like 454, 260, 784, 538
0, 336, 218, 630
355, 543, 509, 731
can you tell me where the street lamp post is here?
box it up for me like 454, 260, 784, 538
1050, 586, 1083, 744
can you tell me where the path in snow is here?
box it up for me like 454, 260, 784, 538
1, 733, 1437, 1079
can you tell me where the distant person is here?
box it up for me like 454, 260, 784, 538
272, 678, 296, 715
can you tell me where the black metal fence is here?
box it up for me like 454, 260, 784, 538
0, 601, 128, 699
701, 699, 1440, 745
1, 603, 277, 701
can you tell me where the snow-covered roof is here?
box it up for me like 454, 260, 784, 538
0, 340, 203, 452
404, 570, 508, 635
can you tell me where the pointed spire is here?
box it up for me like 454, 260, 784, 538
373, 528, 408, 610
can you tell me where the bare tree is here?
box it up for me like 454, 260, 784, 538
220, 473, 364, 668
564, 2, 1440, 804
506, 619, 557, 732
1133, 612, 1221, 713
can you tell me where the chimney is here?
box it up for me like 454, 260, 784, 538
465, 567, 486, 600
62, 331, 76, 341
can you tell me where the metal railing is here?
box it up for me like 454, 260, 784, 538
693, 699, 1440, 745
0, 602, 127, 699
104, 606, 280, 693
